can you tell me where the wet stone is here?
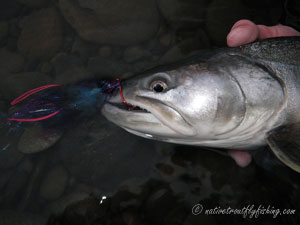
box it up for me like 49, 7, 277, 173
61, 197, 102, 225
164, 206, 187, 225
156, 163, 175, 176
88, 56, 132, 79
54, 66, 94, 85
0, 71, 52, 101
51, 53, 84, 75
157, 0, 211, 29
17, 0, 49, 8
0, 210, 46, 225
2, 159, 32, 207
71, 37, 96, 59
47, 191, 90, 214
18, 126, 63, 154
98, 46, 112, 58
0, 99, 6, 112
159, 31, 210, 64
59, 0, 160, 45
133, 60, 157, 74
0, 22, 8, 42
122, 212, 143, 225
18, 8, 63, 60
58, 114, 163, 191
110, 190, 141, 212
0, 169, 14, 192
123, 46, 149, 63
0, 48, 24, 74
144, 188, 176, 224
0, 1, 22, 20
159, 33, 173, 47
0, 144, 24, 169
183, 213, 217, 225
40, 62, 53, 74
40, 165, 69, 200
191, 149, 256, 192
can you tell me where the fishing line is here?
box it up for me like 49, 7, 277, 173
117, 78, 137, 110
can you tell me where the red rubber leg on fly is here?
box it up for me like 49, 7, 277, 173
10, 84, 62, 106
9, 84, 62, 122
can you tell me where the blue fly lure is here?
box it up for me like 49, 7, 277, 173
0, 79, 121, 151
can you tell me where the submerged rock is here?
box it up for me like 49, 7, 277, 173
18, 8, 63, 60
183, 213, 217, 225
0, 144, 24, 169
17, 0, 49, 8
159, 30, 210, 64
98, 46, 112, 58
0, 48, 24, 74
0, 1, 22, 20
0, 72, 52, 100
0, 210, 46, 225
123, 46, 150, 63
40, 62, 53, 74
0, 99, 5, 112
51, 53, 84, 75
0, 22, 8, 42
47, 191, 91, 214
71, 37, 96, 59
59, 0, 160, 45
159, 33, 173, 47
58, 114, 163, 191
157, 0, 210, 29
54, 66, 94, 85
40, 165, 69, 200
18, 126, 63, 154
2, 159, 33, 207
88, 56, 132, 79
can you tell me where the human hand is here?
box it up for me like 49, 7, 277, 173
226, 19, 300, 168
226, 19, 300, 47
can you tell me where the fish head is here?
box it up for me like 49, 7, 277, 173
102, 61, 245, 144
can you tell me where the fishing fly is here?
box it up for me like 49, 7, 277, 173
0, 78, 123, 151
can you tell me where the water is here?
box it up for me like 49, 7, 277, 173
0, 0, 299, 224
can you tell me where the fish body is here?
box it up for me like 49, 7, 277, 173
102, 37, 300, 172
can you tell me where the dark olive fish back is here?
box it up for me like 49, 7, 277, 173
238, 36, 300, 66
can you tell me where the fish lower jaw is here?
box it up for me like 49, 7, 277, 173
122, 126, 183, 141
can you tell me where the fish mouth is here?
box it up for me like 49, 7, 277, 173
106, 101, 150, 114
102, 94, 196, 137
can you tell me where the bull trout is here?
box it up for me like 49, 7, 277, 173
102, 37, 300, 173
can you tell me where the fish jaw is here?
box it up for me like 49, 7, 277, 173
101, 92, 197, 139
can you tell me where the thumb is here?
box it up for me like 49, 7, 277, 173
227, 19, 259, 47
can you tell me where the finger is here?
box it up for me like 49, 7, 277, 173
257, 24, 300, 39
227, 19, 259, 47
228, 150, 252, 167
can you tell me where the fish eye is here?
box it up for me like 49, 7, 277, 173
150, 81, 167, 92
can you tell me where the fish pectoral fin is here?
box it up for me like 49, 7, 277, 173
267, 124, 300, 173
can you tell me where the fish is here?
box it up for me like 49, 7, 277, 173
101, 36, 300, 173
